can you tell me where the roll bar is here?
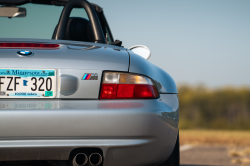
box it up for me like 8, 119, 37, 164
54, 0, 106, 43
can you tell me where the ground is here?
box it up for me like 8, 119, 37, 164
179, 130, 250, 166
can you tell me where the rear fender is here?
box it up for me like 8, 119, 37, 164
128, 50, 178, 94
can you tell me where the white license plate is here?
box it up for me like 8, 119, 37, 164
0, 69, 56, 98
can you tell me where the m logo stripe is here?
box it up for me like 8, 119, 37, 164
86, 74, 91, 80
82, 74, 88, 80
82, 73, 98, 80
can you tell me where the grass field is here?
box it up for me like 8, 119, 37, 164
179, 130, 250, 146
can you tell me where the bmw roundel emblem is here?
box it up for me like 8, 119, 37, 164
17, 50, 34, 57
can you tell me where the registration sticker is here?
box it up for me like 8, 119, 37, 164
0, 69, 56, 98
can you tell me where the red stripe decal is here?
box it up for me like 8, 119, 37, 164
86, 74, 91, 80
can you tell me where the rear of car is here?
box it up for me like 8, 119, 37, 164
0, 1, 179, 166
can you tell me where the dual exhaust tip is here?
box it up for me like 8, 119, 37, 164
73, 153, 102, 166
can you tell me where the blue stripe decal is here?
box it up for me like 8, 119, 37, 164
82, 74, 88, 80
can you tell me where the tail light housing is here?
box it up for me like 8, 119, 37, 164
100, 72, 159, 99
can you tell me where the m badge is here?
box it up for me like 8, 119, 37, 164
82, 73, 98, 80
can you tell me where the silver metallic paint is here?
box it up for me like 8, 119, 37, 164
0, 39, 129, 72
0, 94, 179, 166
128, 50, 178, 94
0, 38, 179, 165
58, 69, 102, 98
0, 38, 177, 94
60, 74, 78, 96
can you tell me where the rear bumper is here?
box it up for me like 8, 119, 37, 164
0, 94, 179, 166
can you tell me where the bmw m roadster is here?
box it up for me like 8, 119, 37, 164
0, 0, 179, 166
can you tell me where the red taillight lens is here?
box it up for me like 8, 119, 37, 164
0, 43, 60, 48
117, 84, 135, 98
101, 84, 118, 99
100, 84, 158, 99
134, 84, 158, 98
100, 72, 159, 99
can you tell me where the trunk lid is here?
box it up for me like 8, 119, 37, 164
0, 39, 129, 99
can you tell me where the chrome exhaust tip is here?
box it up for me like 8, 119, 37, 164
72, 153, 88, 166
89, 153, 102, 166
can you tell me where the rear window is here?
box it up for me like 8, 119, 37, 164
0, 4, 88, 39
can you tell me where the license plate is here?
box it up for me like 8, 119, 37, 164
0, 69, 56, 98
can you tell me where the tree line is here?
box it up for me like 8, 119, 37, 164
178, 85, 250, 130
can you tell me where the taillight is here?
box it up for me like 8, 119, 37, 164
0, 43, 60, 48
100, 72, 159, 99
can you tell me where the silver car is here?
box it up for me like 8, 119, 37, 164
0, 0, 179, 166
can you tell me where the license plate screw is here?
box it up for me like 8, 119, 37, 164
7, 94, 9, 96
7, 70, 9, 73
42, 94, 44, 96
43, 71, 45, 73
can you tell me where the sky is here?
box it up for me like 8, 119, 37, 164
0, 0, 250, 87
